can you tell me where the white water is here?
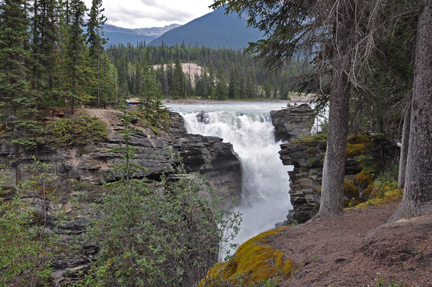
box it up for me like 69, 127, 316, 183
166, 102, 293, 250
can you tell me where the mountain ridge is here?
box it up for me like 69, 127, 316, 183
104, 23, 181, 37
149, 8, 264, 49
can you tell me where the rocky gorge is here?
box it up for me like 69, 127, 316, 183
0, 108, 243, 284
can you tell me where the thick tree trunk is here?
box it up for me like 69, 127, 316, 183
315, 0, 353, 218
316, 60, 351, 217
397, 91, 412, 189
389, 0, 432, 222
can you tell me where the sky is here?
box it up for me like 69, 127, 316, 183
83, 0, 215, 29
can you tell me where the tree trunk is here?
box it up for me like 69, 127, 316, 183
14, 143, 21, 185
397, 90, 412, 189
389, 0, 432, 222
315, 0, 353, 218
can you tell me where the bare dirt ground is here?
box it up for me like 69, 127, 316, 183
266, 200, 432, 286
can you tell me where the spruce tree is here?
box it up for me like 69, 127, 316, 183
65, 0, 90, 115
228, 63, 238, 99
31, 0, 59, 105
173, 57, 185, 99
0, 0, 40, 184
215, 64, 227, 100
86, 0, 107, 108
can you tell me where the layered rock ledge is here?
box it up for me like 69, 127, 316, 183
270, 103, 314, 142
0, 110, 242, 199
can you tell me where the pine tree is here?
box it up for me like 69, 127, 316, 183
31, 0, 58, 105
215, 64, 227, 100
173, 57, 185, 99
228, 63, 238, 99
65, 0, 90, 115
0, 0, 41, 184
86, 0, 107, 108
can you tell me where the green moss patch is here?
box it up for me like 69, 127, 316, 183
290, 133, 327, 147
200, 227, 295, 286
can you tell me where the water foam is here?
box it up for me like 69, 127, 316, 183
168, 103, 292, 250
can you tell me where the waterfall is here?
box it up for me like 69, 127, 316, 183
167, 103, 292, 249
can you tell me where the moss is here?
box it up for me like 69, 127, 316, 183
290, 133, 327, 147
347, 134, 371, 144
354, 170, 373, 189
346, 179, 402, 210
346, 143, 368, 158
352, 188, 403, 209
150, 125, 161, 135
200, 227, 295, 287
344, 179, 358, 198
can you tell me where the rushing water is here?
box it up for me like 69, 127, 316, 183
166, 102, 294, 250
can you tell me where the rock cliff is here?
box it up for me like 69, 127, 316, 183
270, 103, 315, 142
277, 139, 362, 225
0, 110, 242, 284
0, 110, 242, 199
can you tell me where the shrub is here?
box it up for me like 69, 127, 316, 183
45, 114, 109, 149
73, 103, 241, 287
0, 159, 59, 286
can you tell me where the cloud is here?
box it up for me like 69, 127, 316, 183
83, 0, 213, 28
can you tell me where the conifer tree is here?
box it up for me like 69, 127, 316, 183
65, 0, 90, 115
215, 64, 227, 100
86, 0, 107, 108
173, 57, 185, 99
228, 63, 238, 99
31, 0, 58, 105
0, 0, 40, 184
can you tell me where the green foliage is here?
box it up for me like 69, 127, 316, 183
291, 133, 328, 146
0, 0, 41, 148
377, 276, 404, 287
46, 114, 109, 149
0, 159, 59, 286
73, 106, 241, 286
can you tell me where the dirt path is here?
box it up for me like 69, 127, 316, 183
266, 200, 432, 286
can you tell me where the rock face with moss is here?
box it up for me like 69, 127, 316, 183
275, 134, 399, 226
270, 103, 315, 142
0, 111, 242, 199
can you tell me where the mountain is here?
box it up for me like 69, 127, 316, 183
103, 24, 181, 46
148, 8, 264, 49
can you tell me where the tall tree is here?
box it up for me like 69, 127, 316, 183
228, 63, 239, 99
86, 0, 107, 108
211, 0, 391, 217
65, 0, 89, 115
31, 0, 58, 105
0, 0, 40, 184
389, 0, 432, 221
173, 57, 185, 99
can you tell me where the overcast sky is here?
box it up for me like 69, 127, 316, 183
82, 0, 215, 29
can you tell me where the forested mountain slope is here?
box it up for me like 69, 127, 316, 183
149, 8, 264, 49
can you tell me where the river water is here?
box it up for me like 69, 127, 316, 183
166, 102, 294, 250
